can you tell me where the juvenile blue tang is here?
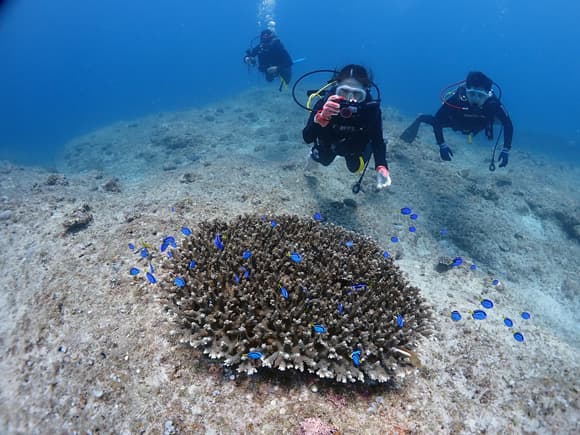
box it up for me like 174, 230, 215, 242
188, 259, 196, 269
410, 213, 419, 220
391, 236, 399, 243
146, 272, 157, 284
280, 287, 288, 299
400, 207, 412, 215
128, 243, 135, 251
181, 227, 192, 236
521, 311, 531, 320
174, 277, 185, 287
471, 310, 487, 320
242, 250, 252, 260
313, 212, 324, 222
129, 267, 140, 276
397, 314, 405, 328
503, 318, 514, 327
409, 226, 417, 233
513, 332, 525, 342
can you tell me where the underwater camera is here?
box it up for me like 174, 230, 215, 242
338, 100, 361, 119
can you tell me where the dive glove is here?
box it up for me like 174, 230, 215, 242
498, 147, 509, 167
376, 165, 391, 190
439, 142, 453, 161
314, 95, 344, 127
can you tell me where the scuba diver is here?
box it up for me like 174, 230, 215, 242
297, 64, 391, 193
400, 71, 513, 170
244, 29, 293, 90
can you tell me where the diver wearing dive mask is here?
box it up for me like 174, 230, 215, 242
400, 71, 513, 169
303, 64, 391, 190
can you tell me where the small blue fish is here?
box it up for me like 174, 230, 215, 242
504, 318, 514, 328
409, 226, 417, 233
146, 272, 157, 284
480, 299, 494, 309
521, 311, 531, 320
170, 206, 175, 212
391, 236, 399, 243
149, 262, 154, 274
241, 266, 250, 279
397, 314, 405, 328
128, 243, 135, 251
313, 324, 327, 334
129, 267, 140, 276
345, 240, 354, 247
441, 228, 448, 236
234, 274, 240, 284
280, 287, 288, 299
245, 351, 263, 360
188, 259, 196, 269
451, 311, 462, 321
140, 248, 149, 258
470, 264, 477, 271
351, 350, 362, 367
471, 310, 487, 320
160, 236, 176, 253
174, 277, 185, 287
313, 212, 324, 222
214, 234, 224, 251
400, 207, 412, 215
181, 227, 192, 236
260, 215, 268, 222
383, 251, 390, 258
351, 283, 368, 291
492, 279, 500, 286
338, 303, 344, 315
513, 332, 525, 342
410, 213, 419, 220
289, 252, 302, 263
452, 257, 463, 267
167, 251, 173, 258
242, 250, 252, 260
270, 220, 277, 228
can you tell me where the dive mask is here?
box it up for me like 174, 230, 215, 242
466, 87, 491, 106
336, 84, 367, 103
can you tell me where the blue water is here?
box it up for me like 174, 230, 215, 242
0, 0, 579, 165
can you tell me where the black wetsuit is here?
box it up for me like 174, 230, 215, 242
401, 86, 513, 149
303, 93, 388, 172
246, 38, 292, 84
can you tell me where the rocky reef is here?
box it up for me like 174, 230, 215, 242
158, 214, 433, 384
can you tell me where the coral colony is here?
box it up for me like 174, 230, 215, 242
138, 214, 433, 384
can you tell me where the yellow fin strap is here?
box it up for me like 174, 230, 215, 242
355, 156, 365, 174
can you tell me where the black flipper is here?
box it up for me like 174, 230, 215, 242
400, 121, 421, 144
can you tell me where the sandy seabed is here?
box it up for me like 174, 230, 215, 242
0, 88, 579, 434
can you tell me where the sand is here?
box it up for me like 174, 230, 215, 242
0, 88, 578, 434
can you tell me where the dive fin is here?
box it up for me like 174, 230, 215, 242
400, 121, 420, 144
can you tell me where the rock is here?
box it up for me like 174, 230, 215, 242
63, 204, 93, 234
162, 163, 178, 171
0, 210, 12, 221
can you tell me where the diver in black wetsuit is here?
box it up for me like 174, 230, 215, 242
400, 71, 514, 168
302, 64, 391, 190
244, 29, 293, 87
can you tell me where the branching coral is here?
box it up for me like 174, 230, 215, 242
158, 214, 433, 383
